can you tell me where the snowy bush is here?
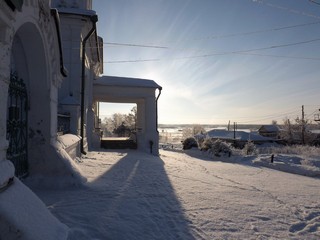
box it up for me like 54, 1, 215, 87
243, 140, 257, 155
182, 137, 198, 150
211, 139, 232, 157
200, 137, 213, 151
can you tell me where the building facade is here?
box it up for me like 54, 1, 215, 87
51, 0, 103, 154
0, 1, 76, 239
0, 0, 161, 238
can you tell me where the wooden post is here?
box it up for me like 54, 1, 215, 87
302, 105, 305, 145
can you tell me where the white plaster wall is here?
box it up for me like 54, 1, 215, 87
58, 21, 82, 102
0, 1, 71, 239
0, 1, 14, 164
57, 11, 101, 149
0, 46, 10, 163
0, 0, 86, 182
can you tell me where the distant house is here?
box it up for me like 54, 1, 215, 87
309, 129, 320, 146
258, 125, 281, 139
206, 129, 274, 148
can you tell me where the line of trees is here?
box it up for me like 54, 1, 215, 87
280, 117, 317, 145
101, 106, 137, 137
180, 117, 320, 147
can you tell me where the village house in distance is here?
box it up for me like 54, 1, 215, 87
0, 0, 161, 239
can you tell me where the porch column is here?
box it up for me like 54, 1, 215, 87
136, 100, 146, 152
0, 63, 9, 163
145, 96, 159, 155
0, 39, 15, 181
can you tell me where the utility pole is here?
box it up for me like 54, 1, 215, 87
233, 122, 236, 145
302, 105, 305, 145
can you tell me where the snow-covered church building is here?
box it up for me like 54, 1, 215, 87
0, 0, 161, 238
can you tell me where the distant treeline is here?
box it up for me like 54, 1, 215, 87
159, 124, 264, 130
159, 123, 320, 131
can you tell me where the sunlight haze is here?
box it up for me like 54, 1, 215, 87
93, 0, 320, 125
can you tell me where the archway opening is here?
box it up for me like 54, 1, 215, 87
99, 102, 137, 149
8, 22, 50, 176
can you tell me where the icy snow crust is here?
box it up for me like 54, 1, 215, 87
0, 178, 68, 240
27, 149, 320, 239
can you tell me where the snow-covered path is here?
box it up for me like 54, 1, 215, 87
29, 149, 320, 240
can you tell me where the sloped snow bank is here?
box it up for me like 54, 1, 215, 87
0, 178, 68, 240
253, 154, 320, 178
57, 134, 81, 149
181, 146, 320, 178
24, 142, 87, 189
57, 134, 81, 161
0, 160, 14, 188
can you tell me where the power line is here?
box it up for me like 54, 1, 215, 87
251, 0, 320, 20
234, 52, 320, 61
310, 0, 320, 6
105, 37, 320, 63
236, 109, 300, 124
102, 21, 320, 49
105, 58, 161, 64
104, 42, 168, 49
67, 20, 320, 53
187, 21, 320, 42
237, 106, 320, 124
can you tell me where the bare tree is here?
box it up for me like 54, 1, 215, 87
101, 106, 137, 137
124, 106, 137, 130
182, 124, 206, 139
281, 117, 315, 145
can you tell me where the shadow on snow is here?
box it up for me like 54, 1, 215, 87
32, 150, 195, 240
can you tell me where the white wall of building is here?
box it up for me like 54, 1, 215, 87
0, 1, 76, 238
53, 2, 102, 154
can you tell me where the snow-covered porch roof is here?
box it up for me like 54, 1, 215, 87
93, 76, 162, 103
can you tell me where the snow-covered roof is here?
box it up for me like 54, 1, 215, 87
259, 125, 281, 132
54, 8, 96, 16
310, 129, 320, 134
95, 76, 162, 89
206, 129, 272, 141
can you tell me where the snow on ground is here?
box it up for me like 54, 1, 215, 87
27, 149, 320, 240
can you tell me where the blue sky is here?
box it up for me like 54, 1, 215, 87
93, 0, 320, 125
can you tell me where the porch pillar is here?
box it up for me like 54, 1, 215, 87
0, 66, 9, 164
136, 100, 146, 152
0, 41, 15, 183
145, 96, 159, 155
